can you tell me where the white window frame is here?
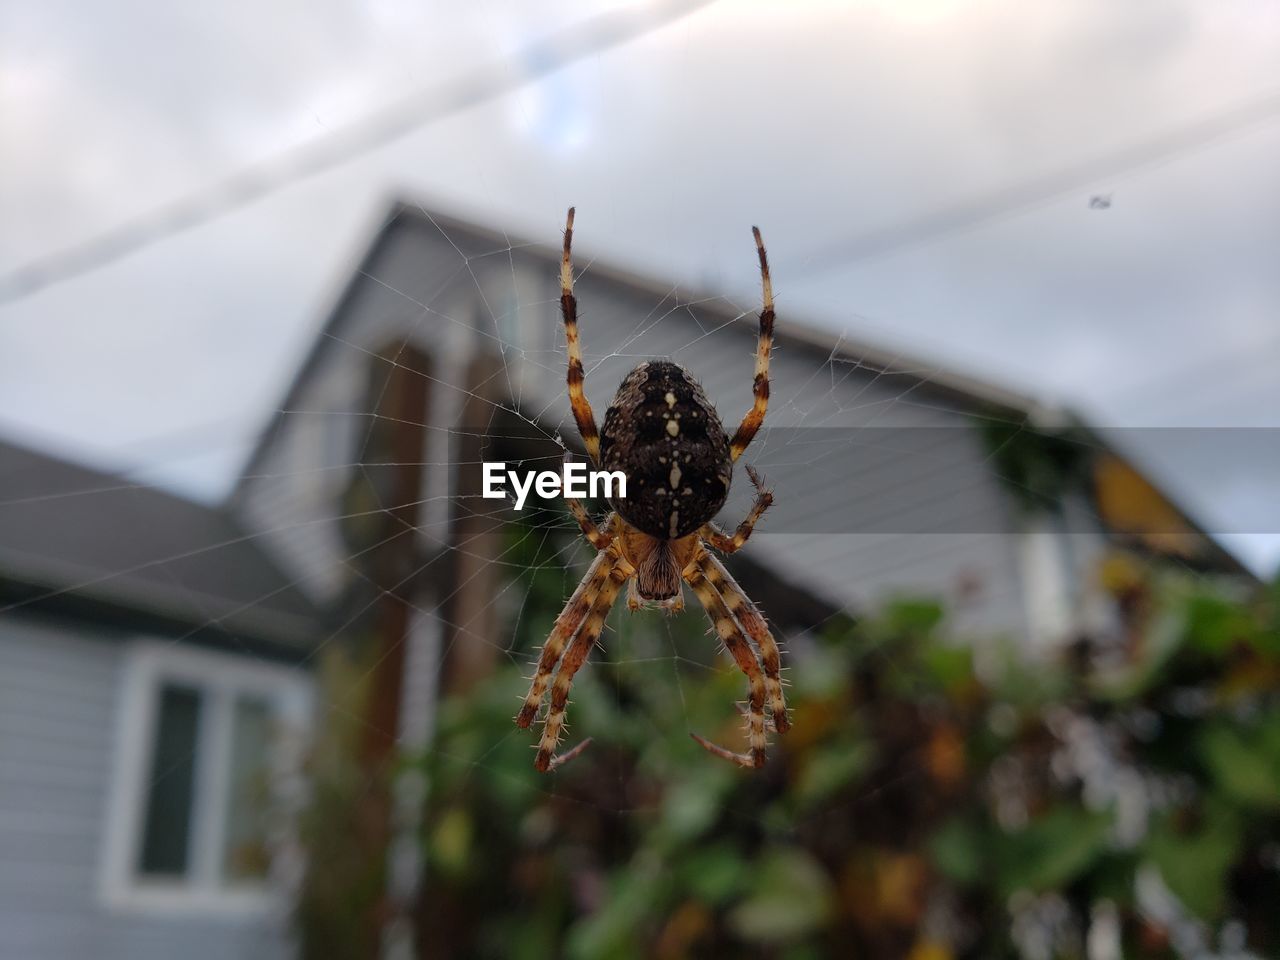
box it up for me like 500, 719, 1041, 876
1019, 513, 1074, 653
99, 639, 312, 917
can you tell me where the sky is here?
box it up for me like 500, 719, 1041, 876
2, 0, 1279, 572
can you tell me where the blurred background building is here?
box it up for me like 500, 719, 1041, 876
1, 199, 1267, 958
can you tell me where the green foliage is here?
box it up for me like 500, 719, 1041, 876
1145, 801, 1243, 920
405, 543, 1280, 959
929, 815, 985, 887
994, 806, 1112, 897
726, 849, 834, 943
974, 417, 1095, 515
294, 647, 392, 960
1197, 720, 1280, 811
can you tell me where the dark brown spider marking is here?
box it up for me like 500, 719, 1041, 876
599, 360, 732, 539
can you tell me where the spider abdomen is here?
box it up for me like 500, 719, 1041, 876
600, 360, 731, 539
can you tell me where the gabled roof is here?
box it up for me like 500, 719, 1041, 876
232, 196, 1046, 499
0, 437, 322, 655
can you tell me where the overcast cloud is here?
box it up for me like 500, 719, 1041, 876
2, 0, 1278, 571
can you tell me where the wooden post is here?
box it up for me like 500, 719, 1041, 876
436, 351, 506, 695
356, 343, 431, 959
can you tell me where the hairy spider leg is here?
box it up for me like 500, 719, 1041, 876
685, 555, 769, 768
535, 559, 630, 772
516, 549, 613, 729
560, 207, 601, 464
561, 451, 614, 550
566, 497, 614, 550
701, 465, 773, 554
698, 552, 789, 734
728, 227, 775, 463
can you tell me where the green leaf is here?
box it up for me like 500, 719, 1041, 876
679, 843, 748, 905
660, 768, 734, 843
929, 815, 986, 887
793, 739, 875, 809
567, 857, 666, 960
1185, 593, 1255, 656
921, 643, 975, 694
1145, 806, 1242, 920
727, 849, 833, 943
1197, 721, 1280, 811
883, 599, 946, 637
996, 807, 1110, 896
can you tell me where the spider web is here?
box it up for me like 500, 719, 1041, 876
276, 211, 1267, 960
265, 204, 1012, 921
4, 27, 1279, 952
1, 194, 1273, 960
7, 18, 1280, 952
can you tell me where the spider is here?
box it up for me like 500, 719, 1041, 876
514, 208, 788, 772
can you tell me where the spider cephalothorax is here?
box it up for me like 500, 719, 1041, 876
515, 208, 787, 772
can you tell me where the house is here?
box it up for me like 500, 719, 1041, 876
0, 198, 1250, 959
0, 438, 319, 960
232, 198, 1248, 661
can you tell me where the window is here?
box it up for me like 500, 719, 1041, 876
101, 642, 311, 915
137, 684, 202, 877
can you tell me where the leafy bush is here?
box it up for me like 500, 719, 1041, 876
414, 550, 1279, 959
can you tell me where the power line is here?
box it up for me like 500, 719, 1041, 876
0, 0, 716, 306
793, 87, 1280, 278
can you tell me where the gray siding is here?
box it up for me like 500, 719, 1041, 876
0, 617, 292, 960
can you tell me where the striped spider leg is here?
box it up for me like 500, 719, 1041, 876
684, 549, 771, 768
727, 226, 775, 463
559, 207, 601, 465
513, 211, 785, 771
